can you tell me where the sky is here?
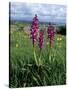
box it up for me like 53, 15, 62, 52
10, 2, 66, 23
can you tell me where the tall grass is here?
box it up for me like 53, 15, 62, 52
9, 28, 66, 87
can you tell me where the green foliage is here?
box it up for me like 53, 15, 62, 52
9, 24, 66, 88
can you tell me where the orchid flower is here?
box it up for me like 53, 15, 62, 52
47, 22, 55, 47
30, 14, 39, 47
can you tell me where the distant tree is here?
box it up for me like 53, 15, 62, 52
57, 25, 66, 35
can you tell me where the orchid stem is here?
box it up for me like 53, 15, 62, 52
33, 46, 38, 66
49, 45, 52, 62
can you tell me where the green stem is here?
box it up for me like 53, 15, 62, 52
49, 46, 52, 62
52, 47, 56, 62
33, 47, 38, 66
39, 49, 42, 66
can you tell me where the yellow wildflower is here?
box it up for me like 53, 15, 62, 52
16, 44, 19, 48
59, 38, 62, 41
57, 38, 60, 41
46, 42, 49, 45
57, 37, 62, 41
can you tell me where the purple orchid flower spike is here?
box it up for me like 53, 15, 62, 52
30, 14, 39, 47
47, 22, 55, 47
39, 30, 44, 51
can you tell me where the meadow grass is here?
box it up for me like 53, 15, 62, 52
9, 25, 66, 87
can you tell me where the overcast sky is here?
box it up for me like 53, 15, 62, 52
10, 2, 66, 23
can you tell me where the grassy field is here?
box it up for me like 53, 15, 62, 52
9, 22, 66, 88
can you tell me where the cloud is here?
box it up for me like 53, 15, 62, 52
10, 2, 66, 23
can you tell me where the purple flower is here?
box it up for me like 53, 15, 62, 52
39, 30, 44, 50
30, 14, 39, 47
47, 22, 55, 47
